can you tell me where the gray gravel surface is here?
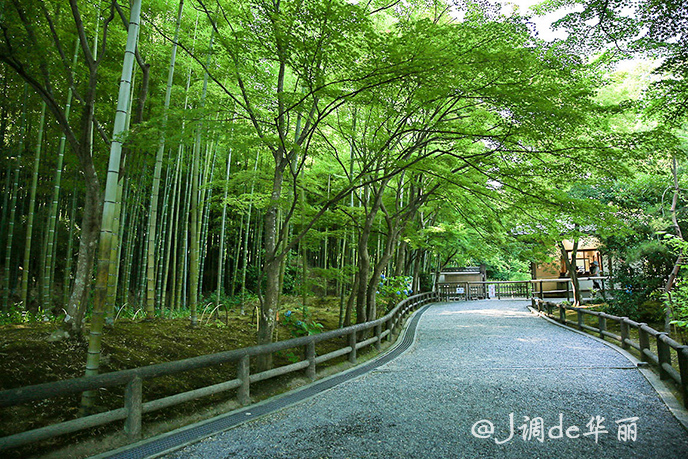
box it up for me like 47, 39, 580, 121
163, 300, 688, 458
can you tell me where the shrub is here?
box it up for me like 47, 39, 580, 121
666, 279, 688, 343
281, 309, 323, 337
607, 240, 674, 320
376, 275, 413, 314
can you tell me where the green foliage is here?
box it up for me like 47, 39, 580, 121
666, 279, 688, 342
203, 291, 245, 311
5, 0, 683, 352
550, 0, 688, 124
486, 258, 531, 281
663, 237, 688, 340
0, 305, 60, 325
305, 267, 343, 296
606, 240, 673, 320
113, 305, 145, 322
376, 275, 412, 313
281, 309, 323, 337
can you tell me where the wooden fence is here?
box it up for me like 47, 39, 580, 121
532, 298, 688, 409
437, 277, 608, 302
0, 292, 439, 451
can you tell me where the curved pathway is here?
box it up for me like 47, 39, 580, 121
163, 300, 688, 458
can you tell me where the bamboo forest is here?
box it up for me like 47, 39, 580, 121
1, 0, 688, 457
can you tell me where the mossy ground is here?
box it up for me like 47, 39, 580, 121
0, 296, 352, 458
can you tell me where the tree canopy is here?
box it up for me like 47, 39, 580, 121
1, 0, 687, 373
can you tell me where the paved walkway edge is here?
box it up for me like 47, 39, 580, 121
89, 303, 435, 459
528, 305, 688, 431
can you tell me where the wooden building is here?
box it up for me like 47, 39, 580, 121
531, 237, 609, 295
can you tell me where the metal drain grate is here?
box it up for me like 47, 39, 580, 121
96, 303, 433, 459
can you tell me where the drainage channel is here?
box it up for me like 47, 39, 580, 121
92, 303, 434, 459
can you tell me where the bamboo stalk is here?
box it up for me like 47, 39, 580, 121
145, 0, 185, 319
240, 151, 261, 314
2, 84, 28, 311
198, 140, 217, 296
216, 145, 232, 307
82, 0, 142, 413
43, 38, 81, 310
62, 192, 78, 309
20, 102, 46, 307
156, 158, 174, 309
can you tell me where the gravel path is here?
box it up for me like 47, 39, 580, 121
163, 300, 688, 458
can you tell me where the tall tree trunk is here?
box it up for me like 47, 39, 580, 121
188, 135, 201, 326
216, 147, 232, 307
231, 211, 245, 296
412, 248, 422, 294
62, 192, 78, 309
105, 176, 125, 326
2, 84, 28, 311
20, 102, 46, 307
179, 162, 192, 311
257, 159, 287, 370
81, 0, 141, 413
162, 149, 182, 311
337, 235, 347, 327
187, 25, 214, 326
198, 141, 216, 296
366, 225, 402, 320
43, 38, 81, 310
156, 159, 173, 306
560, 239, 581, 306
65, 168, 102, 333
240, 150, 260, 313
145, 0, 184, 319
355, 183, 386, 323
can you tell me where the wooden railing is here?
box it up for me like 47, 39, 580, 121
532, 298, 688, 409
0, 292, 439, 451
437, 277, 609, 301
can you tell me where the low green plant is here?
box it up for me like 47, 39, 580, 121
0, 305, 58, 325
281, 309, 323, 337
284, 350, 301, 363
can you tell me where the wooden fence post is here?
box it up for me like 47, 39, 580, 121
539, 281, 543, 299
677, 346, 688, 409
375, 323, 382, 351
577, 310, 584, 331
306, 341, 316, 381
598, 316, 606, 339
348, 332, 357, 364
638, 324, 650, 363
657, 334, 672, 381
601, 278, 606, 298
237, 354, 250, 406
620, 319, 630, 350
124, 376, 142, 439
559, 303, 566, 324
